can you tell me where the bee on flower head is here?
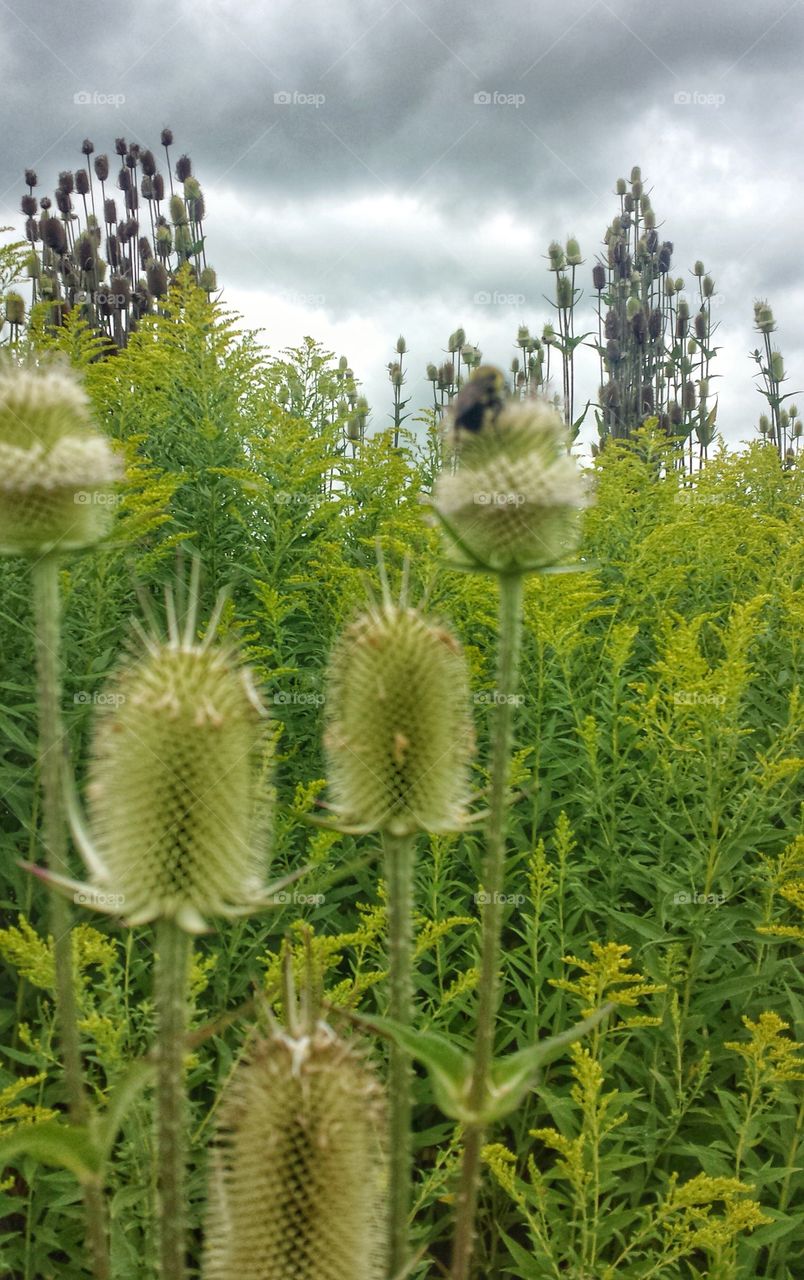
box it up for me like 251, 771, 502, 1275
449, 364, 509, 437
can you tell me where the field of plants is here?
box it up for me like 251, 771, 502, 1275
0, 150, 801, 1280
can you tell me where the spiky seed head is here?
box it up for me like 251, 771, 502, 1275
5, 294, 24, 326
114, 137, 127, 156
556, 275, 573, 308
153, 174, 165, 201
323, 602, 473, 836
169, 194, 187, 225
75, 169, 89, 196
160, 127, 174, 147
547, 240, 565, 271
758, 414, 770, 436
755, 302, 776, 334
396, 334, 407, 354
199, 266, 217, 292
433, 391, 587, 574
426, 362, 438, 381
693, 260, 705, 277
615, 177, 627, 195
94, 154, 109, 181
203, 1023, 386, 1280
592, 263, 606, 291
0, 363, 121, 556
25, 168, 37, 187
175, 154, 193, 181
771, 351, 785, 382
86, 638, 272, 932
565, 237, 582, 265
703, 274, 715, 298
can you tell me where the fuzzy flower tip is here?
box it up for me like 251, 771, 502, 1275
433, 395, 587, 573
203, 1023, 387, 1280
85, 639, 272, 933
323, 602, 474, 836
0, 364, 121, 555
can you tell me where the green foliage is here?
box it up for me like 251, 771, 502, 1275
0, 285, 801, 1277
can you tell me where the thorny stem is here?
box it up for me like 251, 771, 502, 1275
154, 918, 192, 1280
31, 555, 111, 1280
384, 831, 416, 1278
450, 572, 524, 1280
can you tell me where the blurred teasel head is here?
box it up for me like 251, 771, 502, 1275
323, 591, 473, 836
176, 154, 193, 181
203, 1012, 386, 1280
83, 588, 275, 933
94, 153, 109, 181
0, 361, 121, 556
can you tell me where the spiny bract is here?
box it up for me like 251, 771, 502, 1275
202, 1023, 387, 1280
85, 640, 271, 933
323, 602, 474, 836
0, 363, 121, 555
433, 394, 587, 573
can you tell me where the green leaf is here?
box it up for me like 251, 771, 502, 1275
0, 1121, 102, 1181
94, 1059, 154, 1164
358, 1015, 474, 1120
487, 1003, 614, 1122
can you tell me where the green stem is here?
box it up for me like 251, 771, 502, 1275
154, 918, 191, 1280
384, 831, 416, 1278
450, 572, 524, 1280
31, 555, 110, 1280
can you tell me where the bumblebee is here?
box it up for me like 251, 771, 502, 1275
450, 365, 508, 435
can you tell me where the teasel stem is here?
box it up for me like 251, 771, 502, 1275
31, 555, 111, 1280
450, 572, 524, 1280
154, 917, 192, 1280
384, 830, 416, 1277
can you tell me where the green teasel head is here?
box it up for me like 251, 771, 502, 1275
81, 573, 276, 933
432, 380, 588, 574
0, 360, 121, 556
323, 574, 474, 837
203, 1016, 386, 1280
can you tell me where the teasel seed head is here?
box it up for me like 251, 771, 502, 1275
0, 362, 121, 556
77, 234, 96, 272
648, 308, 662, 341
25, 217, 38, 244
175, 154, 193, 181
426, 362, 438, 382
323, 596, 473, 836
433, 383, 587, 574
644, 209, 656, 229
55, 189, 72, 216
203, 1019, 387, 1280
547, 240, 565, 271
75, 169, 89, 197
114, 137, 127, 156
616, 177, 627, 195
556, 275, 573, 308
160, 127, 174, 147
694, 312, 707, 341
565, 236, 582, 266
5, 293, 25, 326
21, 193, 37, 217
754, 301, 775, 333
170, 194, 187, 225
39, 196, 51, 210
152, 173, 165, 201
117, 166, 131, 193
58, 170, 74, 194
94, 154, 109, 181
25, 168, 37, 188
42, 217, 67, 254
85, 619, 273, 933
770, 351, 785, 382
592, 263, 606, 291
702, 274, 715, 298
199, 266, 217, 292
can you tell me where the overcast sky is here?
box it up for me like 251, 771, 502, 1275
2, 0, 802, 449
